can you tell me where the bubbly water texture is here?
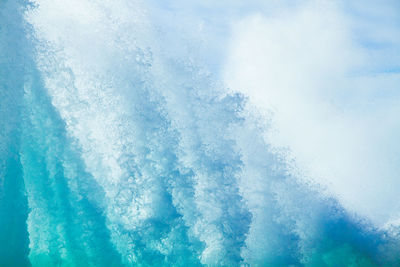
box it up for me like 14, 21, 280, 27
1, 0, 400, 266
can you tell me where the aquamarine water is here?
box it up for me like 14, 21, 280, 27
1, 0, 400, 266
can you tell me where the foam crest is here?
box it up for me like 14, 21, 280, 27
1, 0, 400, 266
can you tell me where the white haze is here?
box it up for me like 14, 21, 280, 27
224, 0, 400, 226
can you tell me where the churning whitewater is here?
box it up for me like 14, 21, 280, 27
1, 0, 400, 266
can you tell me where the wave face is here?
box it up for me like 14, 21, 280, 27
1, 0, 400, 266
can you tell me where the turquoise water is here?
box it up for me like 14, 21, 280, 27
1, 0, 400, 266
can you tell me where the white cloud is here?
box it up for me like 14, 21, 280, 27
224, 0, 400, 226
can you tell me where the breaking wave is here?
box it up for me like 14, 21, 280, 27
1, 0, 400, 266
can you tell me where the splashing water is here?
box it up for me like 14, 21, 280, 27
1, 0, 400, 266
